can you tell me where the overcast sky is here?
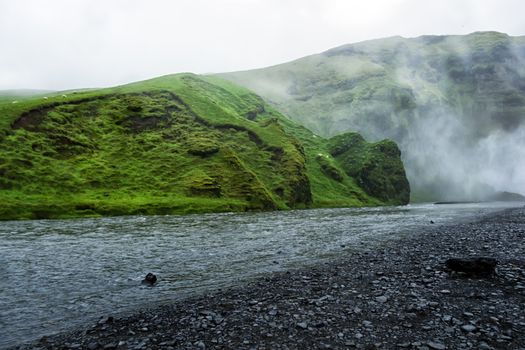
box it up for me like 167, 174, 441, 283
1, 0, 524, 90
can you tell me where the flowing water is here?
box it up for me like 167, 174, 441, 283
0, 202, 520, 348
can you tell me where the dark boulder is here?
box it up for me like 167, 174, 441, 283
141, 273, 157, 285
445, 257, 497, 276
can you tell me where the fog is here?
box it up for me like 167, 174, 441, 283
395, 37, 525, 201
223, 33, 525, 201
1, 0, 525, 90
404, 110, 525, 201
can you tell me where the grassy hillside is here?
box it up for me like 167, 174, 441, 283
328, 133, 410, 204
220, 32, 525, 201
0, 74, 409, 220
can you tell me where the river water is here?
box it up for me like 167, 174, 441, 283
0, 202, 520, 348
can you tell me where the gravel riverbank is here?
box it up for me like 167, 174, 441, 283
13, 207, 525, 350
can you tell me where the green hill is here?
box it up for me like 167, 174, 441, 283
0, 74, 409, 220
220, 31, 525, 201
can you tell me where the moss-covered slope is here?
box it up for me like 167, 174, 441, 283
328, 133, 410, 204
0, 74, 409, 220
220, 31, 525, 201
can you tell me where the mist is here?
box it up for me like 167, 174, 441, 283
221, 32, 525, 202
394, 36, 525, 201
404, 109, 525, 201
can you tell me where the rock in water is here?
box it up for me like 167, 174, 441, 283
141, 273, 157, 285
445, 257, 497, 276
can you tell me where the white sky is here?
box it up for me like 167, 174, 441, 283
1, 0, 524, 90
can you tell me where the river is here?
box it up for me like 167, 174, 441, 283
0, 202, 520, 348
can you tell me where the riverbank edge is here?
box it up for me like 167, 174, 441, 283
12, 207, 525, 350
0, 198, 387, 222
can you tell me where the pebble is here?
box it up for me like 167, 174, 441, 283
478, 342, 495, 350
460, 324, 477, 332
375, 295, 388, 303
297, 322, 308, 329
427, 341, 446, 350
87, 342, 99, 350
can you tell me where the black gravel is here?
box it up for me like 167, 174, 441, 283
12, 207, 525, 350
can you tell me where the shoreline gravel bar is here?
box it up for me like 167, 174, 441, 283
12, 207, 525, 350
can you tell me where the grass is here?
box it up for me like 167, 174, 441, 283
0, 74, 409, 220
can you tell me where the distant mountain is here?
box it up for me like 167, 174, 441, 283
0, 89, 55, 102
220, 31, 525, 201
0, 74, 408, 220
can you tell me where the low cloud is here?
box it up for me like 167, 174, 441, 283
404, 109, 525, 200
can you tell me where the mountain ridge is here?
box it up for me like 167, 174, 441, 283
220, 31, 525, 201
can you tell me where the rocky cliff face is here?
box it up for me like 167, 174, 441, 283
221, 31, 525, 201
